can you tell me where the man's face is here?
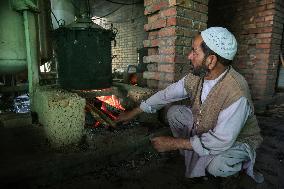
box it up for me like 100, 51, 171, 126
187, 35, 209, 77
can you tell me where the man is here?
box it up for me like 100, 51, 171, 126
117, 27, 263, 182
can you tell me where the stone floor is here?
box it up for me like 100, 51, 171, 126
0, 104, 284, 189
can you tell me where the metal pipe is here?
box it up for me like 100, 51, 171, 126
23, 10, 40, 111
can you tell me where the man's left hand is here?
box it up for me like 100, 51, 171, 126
150, 136, 178, 152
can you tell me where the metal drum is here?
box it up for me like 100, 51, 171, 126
54, 19, 116, 90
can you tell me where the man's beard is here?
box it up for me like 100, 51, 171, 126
191, 59, 209, 77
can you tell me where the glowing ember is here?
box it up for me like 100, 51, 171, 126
96, 95, 125, 111
94, 121, 100, 128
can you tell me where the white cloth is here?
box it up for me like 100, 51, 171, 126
201, 27, 237, 60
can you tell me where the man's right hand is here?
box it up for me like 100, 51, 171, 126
116, 107, 143, 124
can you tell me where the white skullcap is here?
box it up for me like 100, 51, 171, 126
201, 27, 237, 60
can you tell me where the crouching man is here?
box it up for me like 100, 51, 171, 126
116, 27, 263, 183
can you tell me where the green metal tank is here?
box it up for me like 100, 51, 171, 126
0, 1, 27, 74
0, 0, 53, 74
54, 18, 116, 90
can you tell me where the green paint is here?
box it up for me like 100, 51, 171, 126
0, 1, 27, 74
23, 10, 40, 111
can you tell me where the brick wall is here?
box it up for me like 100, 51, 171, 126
143, 0, 208, 89
208, 0, 284, 101
106, 4, 147, 72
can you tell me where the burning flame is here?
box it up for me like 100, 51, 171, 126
96, 95, 125, 111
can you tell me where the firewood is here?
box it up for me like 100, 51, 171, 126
86, 103, 116, 128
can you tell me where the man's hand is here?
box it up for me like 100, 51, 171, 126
150, 136, 192, 152
116, 107, 143, 124
151, 136, 178, 152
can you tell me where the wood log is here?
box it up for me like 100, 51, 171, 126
86, 103, 116, 128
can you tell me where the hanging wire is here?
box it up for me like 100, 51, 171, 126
131, 0, 134, 22
87, 0, 91, 18
70, 0, 81, 12
92, 4, 123, 19
105, 0, 143, 5
51, 10, 60, 27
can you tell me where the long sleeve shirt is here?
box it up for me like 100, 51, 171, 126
140, 71, 251, 155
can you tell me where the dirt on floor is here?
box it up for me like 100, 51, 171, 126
42, 104, 284, 189
1, 104, 283, 189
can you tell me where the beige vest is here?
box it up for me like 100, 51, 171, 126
184, 67, 263, 150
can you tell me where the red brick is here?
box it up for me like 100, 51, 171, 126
256, 33, 272, 38
256, 21, 273, 27
148, 13, 160, 24
160, 7, 177, 17
160, 55, 175, 63
158, 27, 176, 37
200, 14, 208, 23
164, 37, 177, 46
168, 0, 185, 7
254, 69, 269, 74
176, 36, 190, 46
158, 64, 175, 72
144, 9, 150, 15
195, 3, 208, 13
151, 19, 167, 30
249, 27, 273, 33
256, 0, 265, 6
256, 43, 271, 49
143, 40, 151, 47
151, 39, 160, 47
178, 17, 193, 28
258, 9, 275, 16
257, 38, 272, 43
159, 72, 175, 82
148, 48, 158, 55
184, 29, 198, 37
144, 24, 151, 31
144, 55, 160, 63
158, 81, 173, 90
167, 17, 177, 26
264, 15, 274, 21
147, 63, 158, 71
144, 0, 152, 6
254, 5, 266, 12
143, 71, 157, 80
147, 80, 159, 88
148, 31, 158, 39
159, 46, 176, 55
175, 55, 188, 64
185, 10, 202, 20
255, 53, 270, 59
143, 39, 159, 48
243, 23, 256, 29
266, 3, 275, 9
153, 1, 169, 11
254, 16, 265, 23
145, 1, 169, 15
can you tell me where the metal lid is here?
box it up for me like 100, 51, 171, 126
63, 17, 104, 30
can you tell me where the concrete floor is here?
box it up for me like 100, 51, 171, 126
0, 104, 283, 189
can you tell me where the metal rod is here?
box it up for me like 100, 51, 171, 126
23, 10, 40, 111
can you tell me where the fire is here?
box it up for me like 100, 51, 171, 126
85, 95, 125, 128
96, 95, 125, 111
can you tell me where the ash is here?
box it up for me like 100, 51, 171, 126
84, 119, 141, 136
